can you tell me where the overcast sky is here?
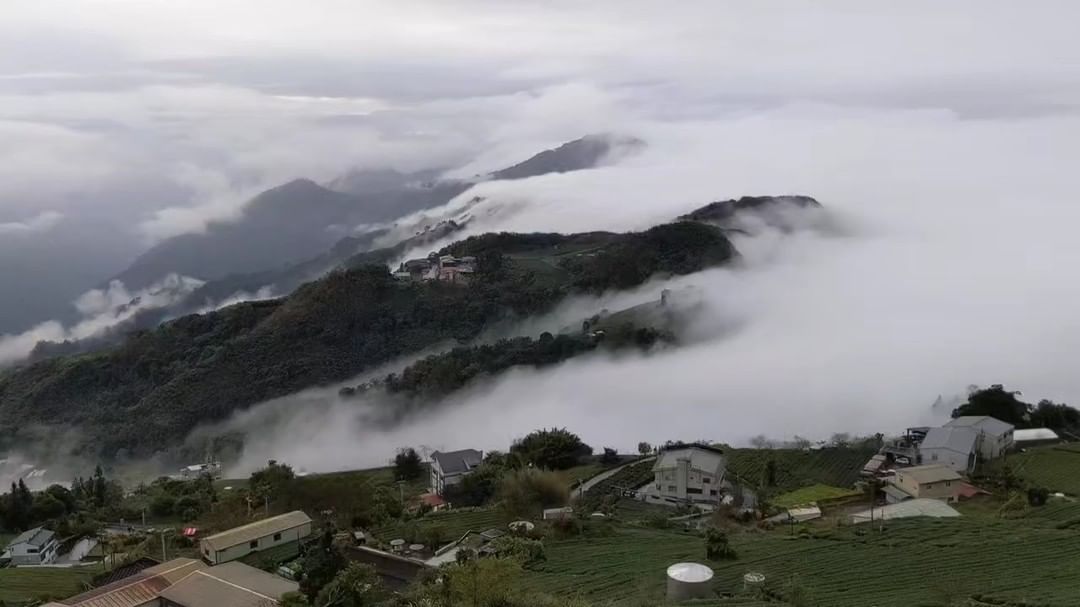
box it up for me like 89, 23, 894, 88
3, 1, 1080, 463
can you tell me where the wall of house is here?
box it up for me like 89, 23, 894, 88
9, 540, 59, 566
653, 463, 722, 503
202, 523, 312, 565
920, 448, 972, 474
896, 474, 958, 502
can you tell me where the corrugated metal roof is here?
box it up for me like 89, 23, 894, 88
158, 563, 297, 607
920, 427, 977, 455
9, 526, 55, 547
653, 446, 725, 474
944, 416, 1014, 435
58, 558, 206, 607
201, 511, 311, 551
897, 464, 963, 484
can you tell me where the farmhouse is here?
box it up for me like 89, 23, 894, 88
5, 526, 60, 566
47, 558, 207, 606
889, 464, 963, 503
430, 449, 483, 495
650, 444, 726, 504
943, 416, 1014, 460
919, 426, 978, 474
199, 510, 312, 565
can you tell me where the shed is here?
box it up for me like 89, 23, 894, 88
1013, 428, 1060, 445
158, 561, 298, 607
199, 511, 312, 565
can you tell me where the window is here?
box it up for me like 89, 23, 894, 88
273, 533, 282, 541
27, 548, 38, 554
249, 540, 258, 549
687, 487, 702, 494
702, 477, 710, 483
945, 481, 951, 487
667, 485, 677, 492
931, 453, 938, 461
710, 489, 718, 495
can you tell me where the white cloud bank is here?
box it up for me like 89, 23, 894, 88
0, 210, 64, 235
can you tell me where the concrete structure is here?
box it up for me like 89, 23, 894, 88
50, 558, 207, 607
6, 526, 60, 566
666, 562, 715, 601
651, 445, 726, 504
892, 464, 963, 502
919, 426, 978, 474
543, 506, 574, 520
943, 416, 1014, 460
159, 561, 298, 607
430, 449, 483, 495
849, 498, 961, 523
200, 511, 312, 565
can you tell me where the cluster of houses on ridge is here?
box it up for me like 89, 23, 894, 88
392, 253, 477, 284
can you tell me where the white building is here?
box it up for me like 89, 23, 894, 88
430, 449, 483, 496
6, 527, 60, 566
942, 416, 1014, 460
919, 426, 978, 474
650, 445, 726, 504
200, 510, 312, 565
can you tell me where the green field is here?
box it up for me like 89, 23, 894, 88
0, 566, 97, 604
521, 513, 1080, 606
772, 484, 861, 509
371, 508, 513, 546
724, 447, 872, 493
1001, 444, 1080, 495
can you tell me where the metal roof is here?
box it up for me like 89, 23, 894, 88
9, 526, 55, 548
944, 416, 1014, 435
654, 446, 726, 474
431, 449, 482, 475
1014, 428, 1059, 442
56, 558, 206, 607
897, 464, 963, 484
850, 498, 960, 523
920, 427, 977, 455
201, 511, 311, 551
158, 562, 298, 607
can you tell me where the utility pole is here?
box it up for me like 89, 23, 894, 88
161, 531, 167, 561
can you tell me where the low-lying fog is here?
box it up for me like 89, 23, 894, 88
213, 108, 1080, 475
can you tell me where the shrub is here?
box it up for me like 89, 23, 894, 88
489, 535, 546, 567
704, 527, 737, 560
511, 428, 592, 470
497, 468, 569, 518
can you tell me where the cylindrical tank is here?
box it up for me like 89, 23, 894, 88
743, 571, 766, 592
666, 562, 714, 601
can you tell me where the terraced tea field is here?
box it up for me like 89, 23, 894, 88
725, 447, 871, 492
1001, 444, 1080, 495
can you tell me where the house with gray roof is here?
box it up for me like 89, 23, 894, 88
919, 426, 979, 474
943, 416, 1014, 461
891, 464, 963, 502
5, 526, 60, 565
649, 444, 726, 505
430, 449, 483, 496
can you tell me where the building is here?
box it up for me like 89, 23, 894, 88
1013, 427, 1060, 447
890, 464, 963, 503
159, 561, 298, 607
47, 558, 207, 607
6, 526, 60, 565
918, 426, 978, 474
651, 444, 726, 504
199, 511, 312, 565
430, 449, 483, 495
942, 416, 1014, 460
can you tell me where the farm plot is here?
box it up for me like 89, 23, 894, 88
371, 508, 512, 546
725, 447, 872, 493
0, 566, 97, 604
1002, 445, 1080, 495
584, 459, 654, 498
772, 484, 861, 509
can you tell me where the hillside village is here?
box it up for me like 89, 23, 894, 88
2, 385, 1080, 606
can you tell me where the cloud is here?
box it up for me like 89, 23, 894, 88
0, 210, 64, 235
0, 274, 203, 366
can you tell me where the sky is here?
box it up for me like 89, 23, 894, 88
2, 1, 1080, 470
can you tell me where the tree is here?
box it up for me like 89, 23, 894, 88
704, 527, 736, 560
749, 435, 774, 449
600, 448, 619, 465
280, 592, 311, 607
829, 433, 851, 448
510, 428, 592, 470
300, 528, 347, 600
1028, 487, 1050, 507
29, 492, 66, 522
497, 468, 569, 518
488, 535, 546, 567
762, 459, 777, 488
637, 442, 653, 456
315, 563, 385, 607
394, 448, 424, 481
250, 460, 295, 502
92, 466, 107, 508
444, 557, 521, 607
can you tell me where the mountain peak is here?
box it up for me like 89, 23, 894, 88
489, 133, 644, 181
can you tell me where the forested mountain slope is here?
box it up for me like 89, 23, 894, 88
0, 218, 736, 458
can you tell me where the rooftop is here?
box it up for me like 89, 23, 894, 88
8, 526, 55, 548
654, 445, 726, 473
159, 562, 297, 607
55, 558, 206, 607
431, 449, 483, 475
920, 426, 978, 455
897, 464, 963, 484
849, 498, 960, 523
201, 510, 311, 551
944, 416, 1014, 435
1014, 428, 1059, 442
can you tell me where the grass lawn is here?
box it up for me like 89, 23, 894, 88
772, 484, 861, 509
0, 566, 97, 604
522, 514, 1080, 606
999, 444, 1080, 495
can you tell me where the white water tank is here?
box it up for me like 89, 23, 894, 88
666, 562, 714, 601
